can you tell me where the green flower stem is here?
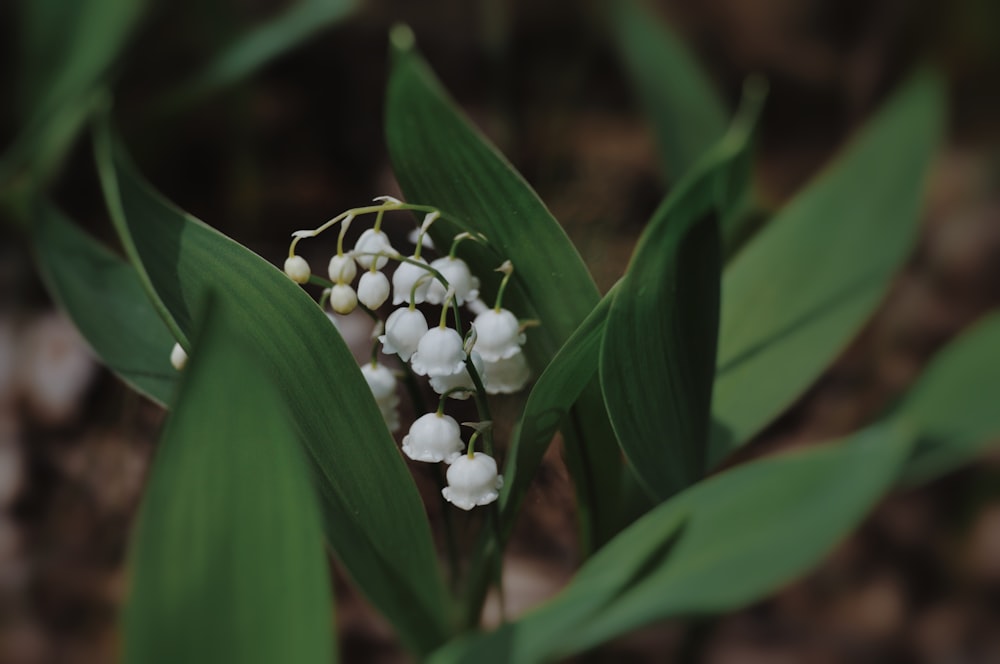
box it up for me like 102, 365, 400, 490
308, 274, 335, 289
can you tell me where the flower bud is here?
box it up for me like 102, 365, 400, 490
170, 342, 188, 370
329, 284, 358, 314
283, 255, 311, 284
358, 271, 391, 309
328, 253, 357, 284
430, 351, 485, 399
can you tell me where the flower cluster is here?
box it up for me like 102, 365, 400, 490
275, 196, 533, 510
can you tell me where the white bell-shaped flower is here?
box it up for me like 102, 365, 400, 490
410, 326, 466, 377
354, 229, 394, 270
442, 452, 504, 510
329, 284, 358, 314
358, 271, 391, 309
170, 342, 188, 371
392, 256, 431, 305
484, 350, 530, 394
466, 297, 490, 315
430, 350, 485, 399
360, 361, 400, 431
402, 412, 464, 464
360, 361, 397, 403
379, 307, 428, 362
425, 256, 480, 305
328, 253, 357, 284
283, 255, 311, 284
472, 308, 525, 361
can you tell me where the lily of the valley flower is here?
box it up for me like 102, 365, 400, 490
442, 452, 503, 510
360, 361, 400, 432
354, 229, 395, 270
472, 308, 525, 361
283, 255, 311, 284
484, 350, 530, 394
411, 326, 467, 377
329, 284, 358, 314
379, 308, 428, 362
402, 412, 464, 464
429, 350, 486, 399
391, 257, 431, 305
425, 256, 480, 305
170, 342, 187, 371
358, 271, 391, 309
328, 253, 357, 284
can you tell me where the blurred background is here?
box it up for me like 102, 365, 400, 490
1, 0, 1000, 661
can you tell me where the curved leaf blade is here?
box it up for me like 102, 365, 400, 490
385, 31, 623, 549
600, 93, 762, 500
612, 0, 728, 180
895, 313, 1000, 483
712, 70, 946, 461
124, 298, 335, 664
95, 124, 452, 654
430, 424, 913, 663
165, 0, 357, 109
31, 201, 177, 405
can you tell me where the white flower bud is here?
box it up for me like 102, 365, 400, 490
472, 308, 525, 361
402, 412, 464, 464
425, 256, 480, 305
379, 308, 428, 362
354, 229, 395, 270
329, 284, 358, 314
358, 271, 391, 309
483, 350, 530, 394
430, 350, 485, 399
283, 255, 311, 284
328, 254, 357, 284
170, 342, 187, 371
410, 327, 467, 377
391, 256, 431, 305
442, 452, 503, 510
466, 297, 490, 315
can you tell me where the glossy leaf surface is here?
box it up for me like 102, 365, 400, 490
123, 299, 335, 664
32, 202, 177, 405
95, 124, 452, 655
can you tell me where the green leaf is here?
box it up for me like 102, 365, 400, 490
31, 201, 177, 406
2, 0, 145, 189
123, 296, 335, 664
385, 28, 623, 550
165, 0, 357, 110
600, 87, 763, 500
611, 0, 729, 180
430, 423, 913, 664
895, 313, 1000, 483
95, 123, 453, 655
712, 70, 945, 462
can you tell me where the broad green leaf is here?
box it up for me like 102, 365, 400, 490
612, 0, 728, 180
95, 123, 452, 655
712, 70, 945, 462
165, 0, 357, 110
430, 423, 913, 664
600, 87, 763, 500
32, 201, 176, 406
124, 297, 334, 664
895, 313, 1000, 483
2, 0, 145, 189
385, 27, 623, 550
